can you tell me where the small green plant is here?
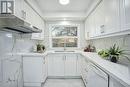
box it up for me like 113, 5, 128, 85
98, 50, 109, 58
98, 44, 130, 63
108, 44, 124, 57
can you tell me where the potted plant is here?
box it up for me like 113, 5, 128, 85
108, 44, 124, 63
98, 50, 109, 59
37, 43, 45, 53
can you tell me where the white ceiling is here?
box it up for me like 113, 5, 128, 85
35, 0, 99, 21
36, 0, 93, 12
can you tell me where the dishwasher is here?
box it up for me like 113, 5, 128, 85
86, 63, 109, 87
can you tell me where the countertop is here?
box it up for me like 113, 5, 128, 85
8, 50, 130, 87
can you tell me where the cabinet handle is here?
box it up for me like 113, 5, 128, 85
22, 10, 26, 20
65, 56, 66, 60
100, 25, 105, 33
43, 57, 45, 64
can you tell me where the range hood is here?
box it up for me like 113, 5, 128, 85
0, 14, 42, 33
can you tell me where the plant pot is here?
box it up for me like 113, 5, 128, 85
110, 55, 119, 63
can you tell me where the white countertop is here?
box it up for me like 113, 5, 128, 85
8, 50, 130, 87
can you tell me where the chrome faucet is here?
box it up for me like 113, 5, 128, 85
63, 43, 66, 51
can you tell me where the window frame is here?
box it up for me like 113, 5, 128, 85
49, 24, 80, 49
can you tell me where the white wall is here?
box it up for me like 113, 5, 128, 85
43, 20, 86, 50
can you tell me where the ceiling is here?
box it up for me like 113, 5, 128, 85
35, 0, 99, 21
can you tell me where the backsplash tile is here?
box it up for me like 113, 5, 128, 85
0, 31, 38, 59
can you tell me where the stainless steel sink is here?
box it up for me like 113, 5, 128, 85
54, 50, 75, 52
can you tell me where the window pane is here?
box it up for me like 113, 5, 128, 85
52, 26, 77, 37
52, 38, 65, 47
66, 38, 78, 47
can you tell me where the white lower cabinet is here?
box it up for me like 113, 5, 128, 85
47, 53, 80, 77
64, 54, 77, 76
47, 54, 64, 76
110, 77, 126, 87
2, 55, 23, 87
23, 56, 47, 87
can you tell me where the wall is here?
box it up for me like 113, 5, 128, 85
86, 35, 130, 65
43, 20, 86, 50
0, 30, 37, 86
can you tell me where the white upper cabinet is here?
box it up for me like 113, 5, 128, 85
85, 18, 90, 40
85, 0, 129, 40
14, 0, 25, 20
23, 1, 44, 40
103, 0, 120, 34
89, 13, 96, 38
94, 1, 105, 36
85, 14, 96, 39
120, 0, 130, 31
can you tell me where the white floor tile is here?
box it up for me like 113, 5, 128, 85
43, 79, 85, 87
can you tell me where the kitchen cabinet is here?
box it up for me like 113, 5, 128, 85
85, 0, 122, 40
23, 56, 47, 87
0, 60, 2, 82
23, 1, 45, 40
88, 13, 96, 38
120, 0, 130, 31
47, 53, 80, 77
64, 54, 77, 76
80, 55, 90, 86
109, 77, 126, 87
76, 54, 82, 76
2, 55, 23, 87
47, 54, 64, 76
86, 63, 108, 87
85, 17, 90, 40
103, 0, 120, 34
14, 0, 25, 20
94, 1, 105, 36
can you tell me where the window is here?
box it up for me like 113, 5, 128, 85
50, 25, 79, 48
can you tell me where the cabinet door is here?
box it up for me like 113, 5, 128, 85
47, 55, 54, 76
47, 54, 64, 76
65, 54, 77, 76
89, 13, 96, 38
76, 55, 82, 76
0, 60, 2, 82
110, 77, 125, 87
120, 0, 130, 31
14, 0, 24, 20
94, 1, 105, 36
104, 0, 120, 34
85, 18, 90, 40
23, 57, 44, 83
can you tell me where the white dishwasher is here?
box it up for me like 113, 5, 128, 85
86, 63, 109, 87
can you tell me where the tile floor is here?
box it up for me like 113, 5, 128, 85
42, 79, 85, 87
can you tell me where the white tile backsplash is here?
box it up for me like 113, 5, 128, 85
0, 31, 38, 58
